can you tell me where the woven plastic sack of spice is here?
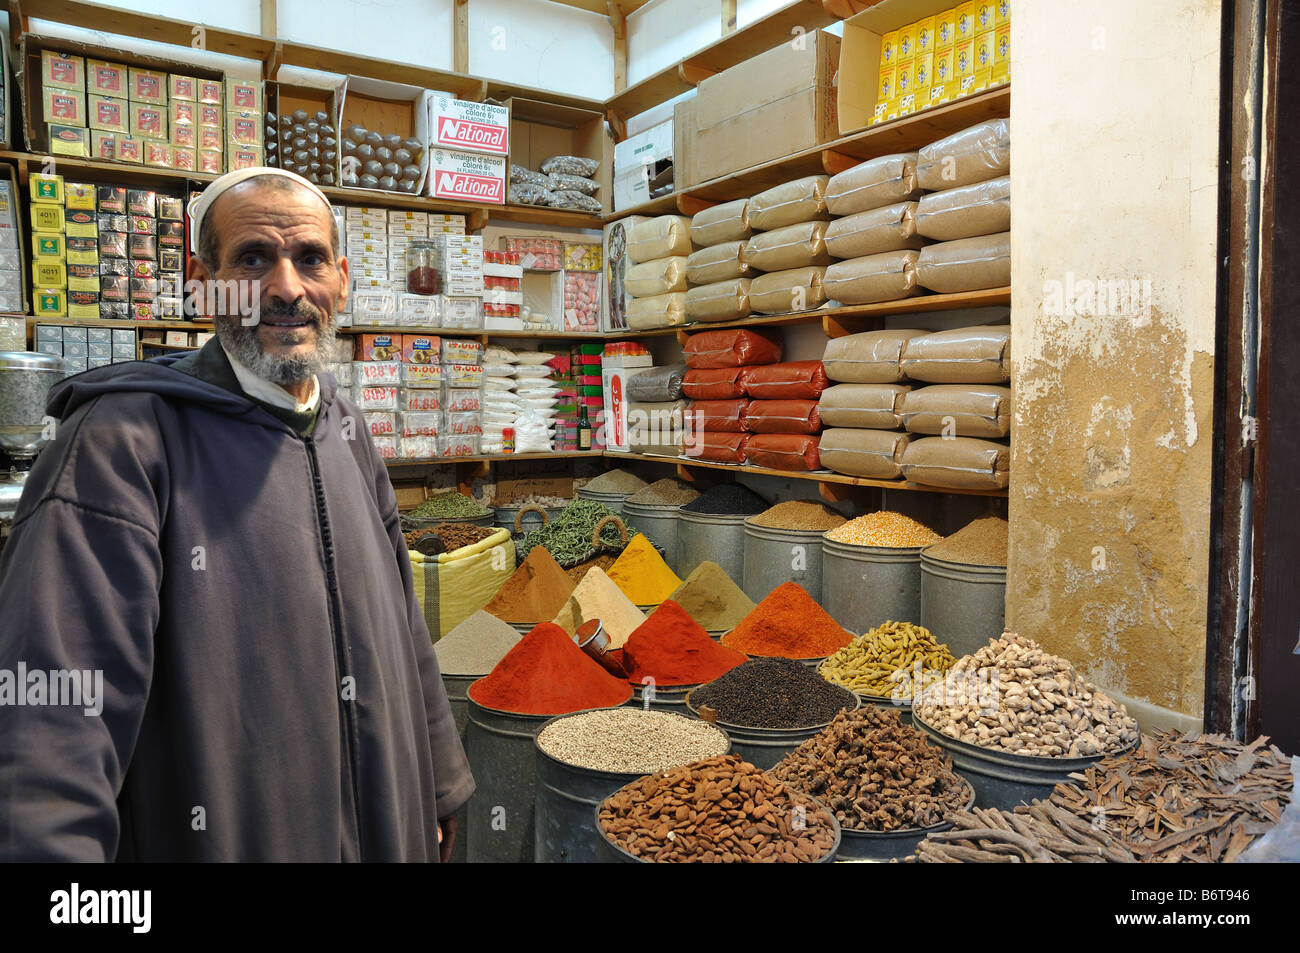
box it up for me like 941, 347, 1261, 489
825, 153, 922, 216
818, 382, 912, 428
627, 364, 686, 402
823, 329, 928, 383
687, 398, 749, 433
916, 118, 1011, 190
900, 325, 1011, 383
682, 367, 746, 399
824, 250, 922, 305
744, 221, 833, 272
748, 266, 827, 315
900, 384, 1013, 438
824, 202, 924, 259
916, 176, 1011, 241
744, 433, 821, 471
686, 241, 753, 285
685, 278, 752, 323
628, 400, 686, 444
546, 171, 599, 195
684, 328, 782, 369
747, 175, 830, 231
818, 428, 911, 479
690, 198, 751, 246
509, 166, 549, 187
628, 215, 693, 263
901, 436, 1010, 490
509, 183, 552, 206
548, 190, 602, 213
626, 291, 687, 330
625, 256, 688, 297
687, 431, 749, 463
738, 360, 828, 400
916, 232, 1011, 294
541, 154, 600, 177
744, 399, 822, 435
409, 527, 516, 640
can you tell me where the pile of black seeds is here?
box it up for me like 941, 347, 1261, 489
679, 482, 769, 516
691, 658, 856, 729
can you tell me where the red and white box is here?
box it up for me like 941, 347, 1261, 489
426, 149, 506, 205
429, 98, 509, 156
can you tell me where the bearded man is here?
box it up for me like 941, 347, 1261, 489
0, 169, 473, 862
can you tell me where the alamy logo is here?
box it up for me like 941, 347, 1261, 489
0, 663, 103, 716
50, 883, 151, 933
1042, 272, 1153, 319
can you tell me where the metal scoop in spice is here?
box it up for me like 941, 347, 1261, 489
574, 619, 627, 678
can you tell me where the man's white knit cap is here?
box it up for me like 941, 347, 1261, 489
188, 167, 332, 256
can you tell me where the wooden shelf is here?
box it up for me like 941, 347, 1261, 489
612, 288, 1011, 338
344, 324, 605, 341
385, 450, 602, 468
606, 0, 836, 124
0, 150, 218, 190
26, 317, 212, 331
613, 451, 1009, 498
612, 86, 1011, 219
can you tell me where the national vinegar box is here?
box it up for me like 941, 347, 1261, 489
426, 149, 505, 205
429, 98, 509, 156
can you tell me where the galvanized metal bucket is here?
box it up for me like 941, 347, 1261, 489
593, 795, 842, 863
834, 782, 975, 861
577, 487, 631, 515
621, 500, 685, 574
741, 520, 827, 604
822, 538, 925, 633
920, 553, 1007, 659
494, 502, 565, 539
441, 673, 478, 863
465, 697, 550, 863
624, 682, 699, 714
676, 510, 750, 582
533, 713, 731, 863
912, 709, 1138, 811
684, 689, 859, 771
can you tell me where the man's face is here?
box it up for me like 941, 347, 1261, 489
188, 181, 349, 383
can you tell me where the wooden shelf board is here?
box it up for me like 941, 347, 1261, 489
607, 288, 1011, 338
613, 451, 1009, 497
606, 0, 836, 122
26, 317, 212, 331
343, 324, 606, 340
385, 450, 602, 468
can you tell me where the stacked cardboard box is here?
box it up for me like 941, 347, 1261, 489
34, 325, 137, 369
0, 177, 22, 314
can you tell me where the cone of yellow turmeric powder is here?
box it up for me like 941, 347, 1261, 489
605, 533, 683, 607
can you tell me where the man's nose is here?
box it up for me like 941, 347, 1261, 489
261, 254, 306, 304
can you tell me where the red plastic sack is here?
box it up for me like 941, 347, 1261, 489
739, 360, 829, 399
687, 399, 749, 433
686, 431, 749, 463
684, 328, 783, 369
683, 368, 747, 400
744, 399, 822, 435
744, 434, 821, 471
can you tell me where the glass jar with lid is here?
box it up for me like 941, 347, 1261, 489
405, 239, 442, 296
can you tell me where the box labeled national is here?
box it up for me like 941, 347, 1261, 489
429, 97, 509, 156
426, 149, 506, 205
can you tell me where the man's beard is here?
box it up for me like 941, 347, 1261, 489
215, 299, 336, 385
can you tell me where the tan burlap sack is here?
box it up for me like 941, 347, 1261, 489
825, 153, 921, 216
747, 176, 830, 231
900, 384, 1012, 438
824, 202, 924, 259
900, 325, 1011, 383
818, 428, 912, 479
916, 176, 1011, 241
823, 250, 922, 304
818, 382, 912, 429
686, 241, 752, 285
822, 329, 928, 383
690, 199, 752, 246
748, 266, 827, 315
628, 215, 693, 262
916, 231, 1011, 293
685, 278, 752, 323
626, 291, 688, 329
916, 118, 1011, 190
900, 436, 1010, 490
744, 221, 833, 272
625, 256, 689, 297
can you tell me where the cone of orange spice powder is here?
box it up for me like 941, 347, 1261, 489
721, 583, 853, 659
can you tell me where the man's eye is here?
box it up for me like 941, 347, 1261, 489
301, 253, 326, 266
238, 253, 265, 268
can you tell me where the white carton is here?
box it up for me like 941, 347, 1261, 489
426, 148, 506, 205
429, 97, 509, 156
613, 120, 673, 212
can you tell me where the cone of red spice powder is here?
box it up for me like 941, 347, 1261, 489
468, 622, 633, 715
621, 600, 748, 687
722, 582, 853, 659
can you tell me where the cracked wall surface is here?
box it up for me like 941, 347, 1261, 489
1007, 0, 1220, 717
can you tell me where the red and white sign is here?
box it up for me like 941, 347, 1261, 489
429, 98, 509, 155
427, 149, 506, 205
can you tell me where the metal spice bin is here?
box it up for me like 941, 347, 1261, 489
741, 520, 828, 604
676, 510, 750, 581
620, 500, 685, 574
684, 690, 860, 771
919, 552, 1007, 659
822, 538, 925, 633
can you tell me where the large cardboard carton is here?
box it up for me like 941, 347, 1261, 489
692, 30, 841, 184
613, 119, 673, 211
672, 95, 698, 191
505, 97, 612, 213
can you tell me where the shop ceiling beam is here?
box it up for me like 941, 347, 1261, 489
261, 41, 283, 81
260, 0, 276, 39
454, 0, 470, 76
16, 0, 276, 59
721, 0, 737, 36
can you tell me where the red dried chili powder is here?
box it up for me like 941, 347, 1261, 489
468, 622, 633, 715
621, 600, 748, 687
721, 583, 853, 659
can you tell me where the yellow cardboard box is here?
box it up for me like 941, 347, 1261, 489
915, 16, 937, 56
65, 183, 96, 211
995, 0, 1010, 28
933, 48, 955, 91
975, 30, 996, 73
994, 22, 1011, 84
896, 61, 914, 103
34, 289, 68, 318
956, 2, 977, 43
975, 1, 997, 33
951, 39, 975, 99
936, 8, 957, 50
878, 64, 897, 105
913, 52, 934, 98
31, 205, 64, 232
897, 21, 916, 63
880, 30, 898, 69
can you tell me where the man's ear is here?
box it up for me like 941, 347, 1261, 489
185, 254, 211, 320
336, 254, 350, 313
